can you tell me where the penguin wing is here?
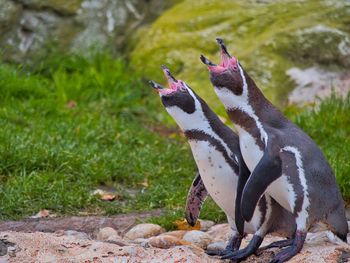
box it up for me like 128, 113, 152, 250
185, 172, 209, 226
241, 141, 282, 222
235, 156, 251, 236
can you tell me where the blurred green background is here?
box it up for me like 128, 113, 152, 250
0, 0, 349, 228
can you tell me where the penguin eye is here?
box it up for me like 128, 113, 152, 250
178, 81, 187, 92
179, 86, 187, 92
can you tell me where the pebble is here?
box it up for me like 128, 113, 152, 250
199, 220, 215, 231
64, 230, 89, 240
106, 235, 129, 246
7, 246, 16, 257
124, 224, 165, 240
206, 241, 226, 252
183, 230, 212, 249
160, 230, 187, 239
207, 223, 231, 242
148, 235, 190, 249
97, 227, 120, 241
131, 238, 149, 247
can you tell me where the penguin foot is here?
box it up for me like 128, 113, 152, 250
269, 231, 306, 263
206, 233, 243, 256
259, 238, 293, 251
221, 234, 263, 261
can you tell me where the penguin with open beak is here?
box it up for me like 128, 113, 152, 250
201, 39, 348, 262
149, 66, 296, 257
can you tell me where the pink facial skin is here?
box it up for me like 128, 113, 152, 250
201, 39, 238, 74
208, 51, 238, 73
156, 67, 186, 95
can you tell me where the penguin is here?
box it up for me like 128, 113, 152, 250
200, 38, 349, 262
149, 66, 296, 258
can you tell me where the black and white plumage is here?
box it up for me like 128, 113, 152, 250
149, 66, 295, 258
201, 38, 348, 263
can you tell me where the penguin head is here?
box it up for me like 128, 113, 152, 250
149, 66, 202, 131
200, 38, 245, 97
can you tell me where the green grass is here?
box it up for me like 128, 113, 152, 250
0, 53, 348, 230
285, 94, 350, 202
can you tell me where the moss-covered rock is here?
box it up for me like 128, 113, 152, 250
0, 1, 21, 35
0, 0, 179, 63
131, 0, 350, 110
15, 0, 82, 15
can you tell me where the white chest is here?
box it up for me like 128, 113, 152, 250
189, 140, 238, 217
236, 125, 264, 172
188, 139, 266, 233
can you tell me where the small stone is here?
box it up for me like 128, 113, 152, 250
206, 241, 226, 252
183, 230, 212, 249
160, 230, 187, 239
64, 230, 89, 240
131, 238, 149, 247
97, 227, 120, 241
7, 246, 16, 257
199, 220, 215, 231
207, 224, 231, 242
124, 224, 165, 240
148, 235, 190, 249
106, 235, 129, 246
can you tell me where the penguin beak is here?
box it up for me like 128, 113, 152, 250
200, 54, 224, 73
200, 55, 217, 67
200, 38, 238, 72
161, 65, 178, 88
149, 80, 166, 91
216, 38, 232, 67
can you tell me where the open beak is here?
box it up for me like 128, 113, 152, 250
200, 54, 217, 67
149, 80, 166, 91
149, 66, 180, 95
216, 38, 232, 67
200, 38, 237, 72
161, 65, 178, 88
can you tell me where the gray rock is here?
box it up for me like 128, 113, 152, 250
0, 0, 21, 34
199, 219, 215, 232
0, 0, 177, 62
14, 0, 82, 15
287, 67, 350, 106
7, 246, 16, 257
63, 230, 89, 240
206, 241, 226, 252
97, 227, 120, 241
207, 223, 231, 243
183, 230, 212, 249
131, 238, 149, 247
106, 235, 129, 246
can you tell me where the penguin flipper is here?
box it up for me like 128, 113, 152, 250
185, 172, 208, 226
241, 142, 282, 222
235, 157, 251, 236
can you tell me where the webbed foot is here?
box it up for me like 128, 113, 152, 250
221, 234, 263, 261
269, 231, 306, 263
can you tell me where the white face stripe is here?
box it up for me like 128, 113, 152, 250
282, 146, 310, 230
165, 84, 236, 164
214, 64, 268, 147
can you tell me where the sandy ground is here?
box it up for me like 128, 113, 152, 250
0, 230, 349, 263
